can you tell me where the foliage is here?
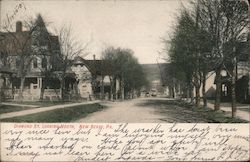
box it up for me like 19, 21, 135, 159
165, 0, 248, 113
102, 47, 148, 97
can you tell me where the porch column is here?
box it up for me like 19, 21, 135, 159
38, 77, 42, 97
37, 77, 41, 88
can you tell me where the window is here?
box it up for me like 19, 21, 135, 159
42, 57, 47, 68
33, 58, 38, 68
16, 58, 20, 68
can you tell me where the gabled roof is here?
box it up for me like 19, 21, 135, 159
0, 32, 60, 55
73, 56, 114, 76
0, 31, 32, 55
0, 15, 60, 56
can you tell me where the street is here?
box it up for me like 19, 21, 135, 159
74, 97, 211, 123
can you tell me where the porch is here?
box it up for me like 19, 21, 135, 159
11, 77, 76, 101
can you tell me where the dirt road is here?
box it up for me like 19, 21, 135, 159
74, 98, 210, 123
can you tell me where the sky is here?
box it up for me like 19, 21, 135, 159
0, 0, 186, 64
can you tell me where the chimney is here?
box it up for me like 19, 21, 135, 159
93, 54, 96, 60
16, 21, 22, 32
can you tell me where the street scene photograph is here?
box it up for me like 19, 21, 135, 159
0, 0, 249, 123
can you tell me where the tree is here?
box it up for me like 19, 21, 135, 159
198, 0, 248, 116
101, 47, 117, 100
55, 25, 90, 100
102, 47, 148, 100
30, 15, 55, 100
168, 9, 204, 107
166, 0, 248, 117
220, 0, 248, 117
0, 15, 46, 101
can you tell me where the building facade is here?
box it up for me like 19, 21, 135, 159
0, 16, 76, 101
71, 56, 121, 100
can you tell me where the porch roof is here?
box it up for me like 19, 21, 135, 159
0, 66, 15, 74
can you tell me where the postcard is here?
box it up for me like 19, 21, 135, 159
0, 0, 249, 161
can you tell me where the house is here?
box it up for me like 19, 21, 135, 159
71, 56, 120, 100
203, 34, 250, 103
220, 35, 250, 103
0, 16, 123, 101
0, 66, 14, 101
0, 16, 76, 101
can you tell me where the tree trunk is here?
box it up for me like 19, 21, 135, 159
60, 78, 65, 100
186, 84, 190, 101
202, 72, 207, 108
231, 64, 237, 118
40, 86, 45, 100
115, 78, 119, 100
19, 77, 25, 101
214, 69, 222, 111
121, 78, 125, 100
109, 76, 114, 101
189, 83, 194, 103
101, 75, 104, 100
172, 86, 175, 98
195, 84, 201, 107
168, 86, 173, 98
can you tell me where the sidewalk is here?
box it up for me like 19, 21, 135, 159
0, 101, 100, 120
206, 102, 250, 122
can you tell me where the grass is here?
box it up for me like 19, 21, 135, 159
169, 99, 248, 123
207, 99, 250, 113
191, 107, 247, 123
207, 99, 249, 107
6, 100, 76, 107
0, 105, 34, 114
181, 100, 248, 123
138, 99, 248, 123
0, 103, 105, 122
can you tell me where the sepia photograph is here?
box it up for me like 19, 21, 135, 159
0, 0, 249, 161
0, 0, 249, 123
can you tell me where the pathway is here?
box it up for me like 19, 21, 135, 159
207, 102, 250, 121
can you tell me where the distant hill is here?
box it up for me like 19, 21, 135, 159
141, 63, 169, 84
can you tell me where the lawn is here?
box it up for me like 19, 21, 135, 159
182, 101, 248, 123
138, 99, 248, 123
0, 103, 105, 122
173, 100, 248, 123
207, 99, 250, 113
0, 104, 34, 114
7, 100, 76, 107
207, 99, 249, 107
